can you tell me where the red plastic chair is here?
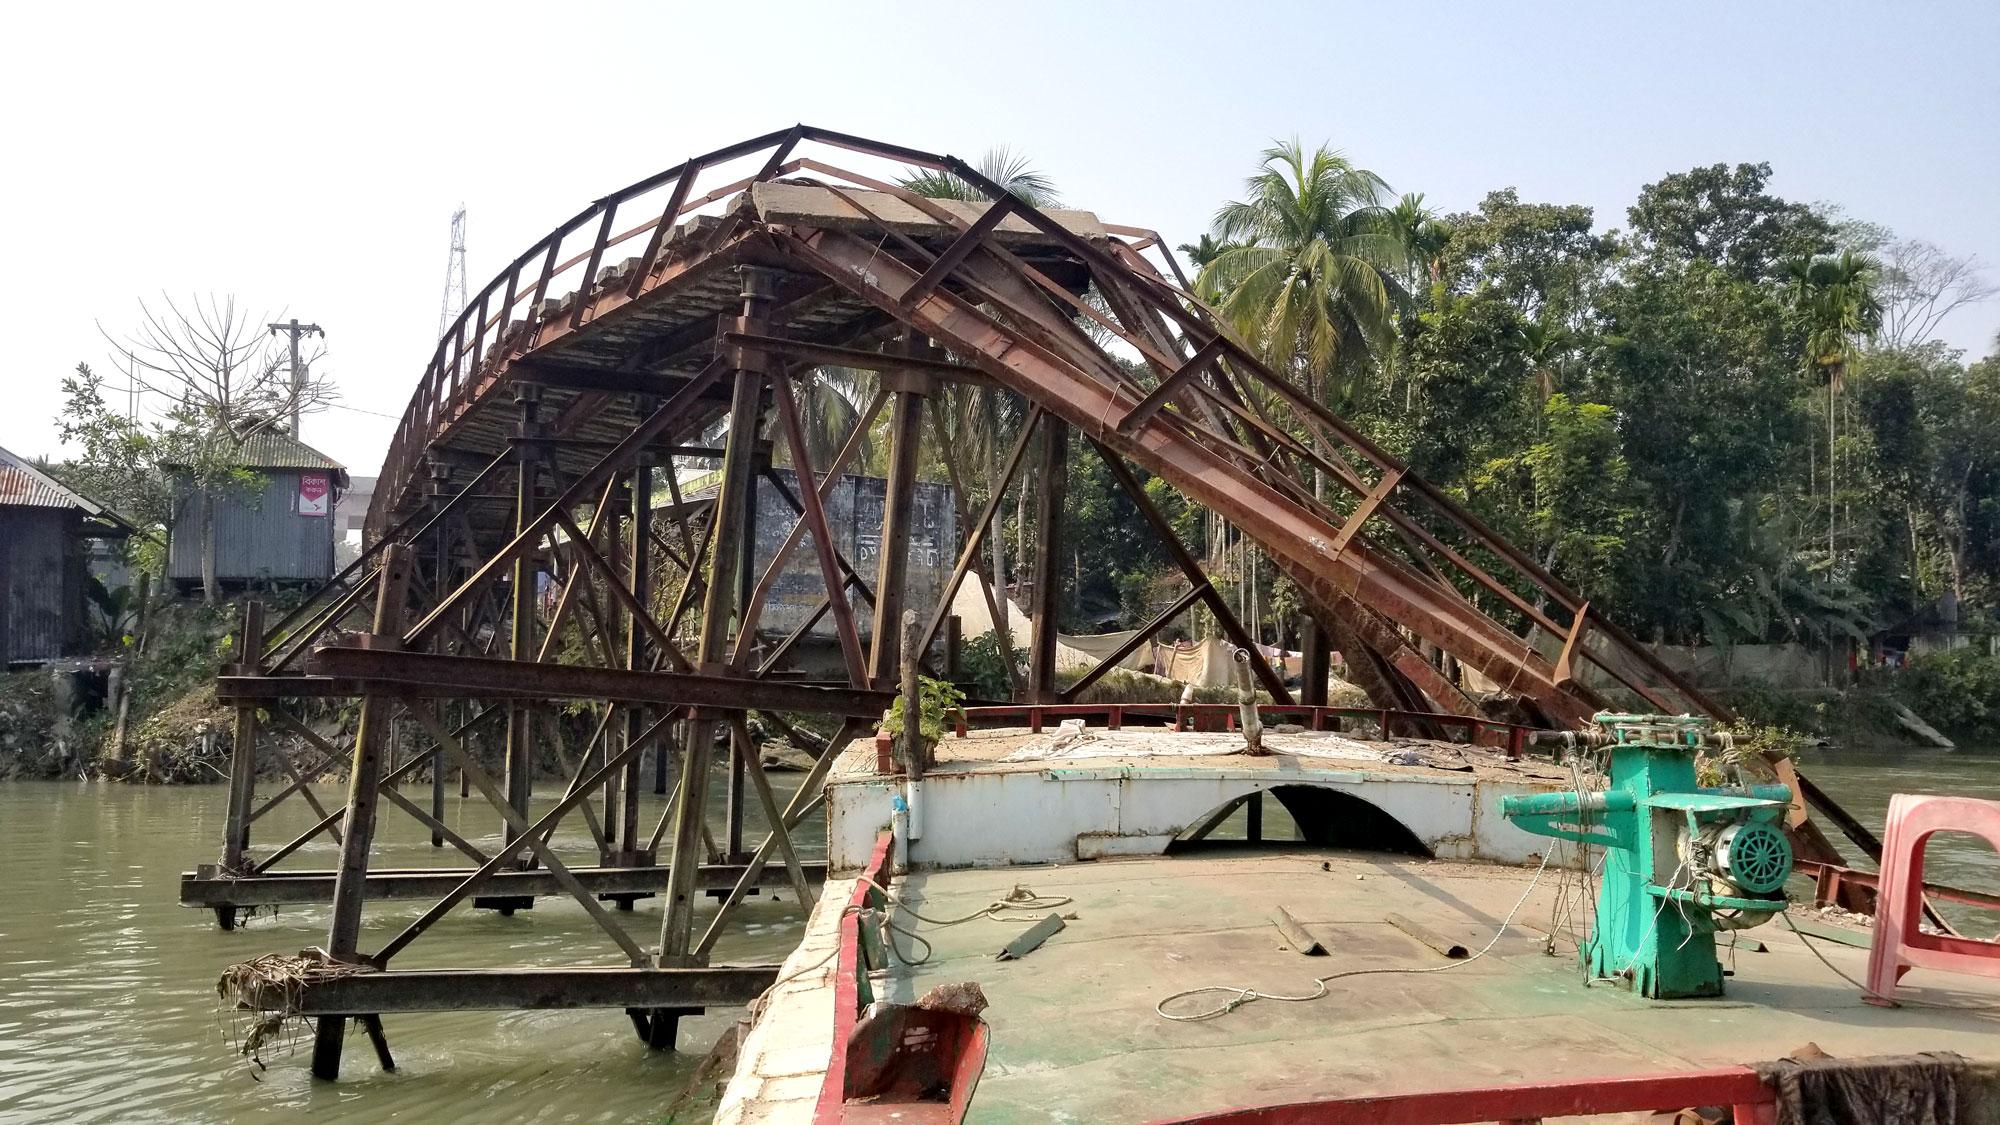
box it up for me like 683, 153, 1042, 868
1864, 793, 2000, 1006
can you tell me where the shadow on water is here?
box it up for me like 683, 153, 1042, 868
0, 774, 817, 1124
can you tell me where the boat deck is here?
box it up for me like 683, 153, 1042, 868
721, 849, 2000, 1124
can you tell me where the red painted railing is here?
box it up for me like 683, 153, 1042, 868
1148, 1067, 1777, 1124
809, 832, 985, 1123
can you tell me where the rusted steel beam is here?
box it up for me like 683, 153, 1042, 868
727, 717, 812, 903
619, 450, 655, 858
313, 543, 414, 1081
789, 228, 1584, 719
303, 648, 892, 717
661, 270, 775, 981
694, 717, 869, 958
184, 860, 820, 909
1330, 468, 1404, 559
720, 332, 994, 386
900, 195, 1016, 309
627, 167, 697, 300
728, 386, 886, 670
868, 342, 931, 690
535, 475, 623, 663
409, 702, 650, 965
404, 356, 727, 648
1060, 582, 1206, 702
503, 390, 543, 855
222, 601, 265, 872
553, 510, 693, 673
761, 376, 869, 681
1090, 444, 1294, 705
921, 393, 1024, 697
510, 359, 700, 397
286, 966, 778, 1016
1028, 414, 1068, 703
371, 706, 674, 965
915, 405, 1040, 686
1117, 335, 1229, 435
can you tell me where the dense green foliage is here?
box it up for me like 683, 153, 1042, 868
1184, 153, 2000, 654
1896, 649, 2000, 739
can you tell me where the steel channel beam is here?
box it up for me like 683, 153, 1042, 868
180, 862, 823, 907
287, 966, 779, 1016
303, 648, 891, 717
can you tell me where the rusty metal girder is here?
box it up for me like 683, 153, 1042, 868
303, 647, 891, 718
781, 225, 1595, 725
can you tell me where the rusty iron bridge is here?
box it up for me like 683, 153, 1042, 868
186, 125, 1887, 1081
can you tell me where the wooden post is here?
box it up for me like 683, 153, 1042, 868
221, 600, 265, 879
311, 543, 413, 1081
1029, 415, 1069, 702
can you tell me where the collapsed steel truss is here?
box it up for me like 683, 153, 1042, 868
191, 125, 1882, 1080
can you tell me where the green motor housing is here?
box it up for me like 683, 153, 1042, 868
1500, 714, 1793, 999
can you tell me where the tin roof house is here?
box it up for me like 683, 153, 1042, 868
0, 446, 134, 664
166, 427, 347, 592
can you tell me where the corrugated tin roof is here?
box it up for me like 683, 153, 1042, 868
229, 427, 345, 471
0, 445, 134, 529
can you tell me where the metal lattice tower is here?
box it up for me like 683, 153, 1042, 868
437, 205, 467, 340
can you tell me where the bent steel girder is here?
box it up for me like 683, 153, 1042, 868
207, 127, 1903, 1080
333, 124, 1715, 731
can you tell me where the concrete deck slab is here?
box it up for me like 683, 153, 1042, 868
724, 849, 2000, 1124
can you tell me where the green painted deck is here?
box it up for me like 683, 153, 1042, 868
727, 849, 2000, 1123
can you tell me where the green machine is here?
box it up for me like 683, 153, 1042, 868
1500, 713, 1794, 999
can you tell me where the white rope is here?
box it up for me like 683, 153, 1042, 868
1155, 847, 1557, 1022
1779, 910, 2000, 1012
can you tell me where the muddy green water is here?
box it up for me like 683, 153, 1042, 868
0, 778, 813, 1124
1, 748, 1997, 1123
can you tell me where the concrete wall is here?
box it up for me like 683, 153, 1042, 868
827, 764, 1564, 873
748, 470, 957, 643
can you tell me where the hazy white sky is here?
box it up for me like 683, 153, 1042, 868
4, 2, 1996, 476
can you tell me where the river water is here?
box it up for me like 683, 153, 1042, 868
0, 776, 812, 1124
1, 747, 1997, 1123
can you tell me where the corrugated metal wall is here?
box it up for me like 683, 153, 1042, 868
167, 471, 335, 582
0, 507, 81, 663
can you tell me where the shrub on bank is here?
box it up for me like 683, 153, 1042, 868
1895, 648, 2000, 740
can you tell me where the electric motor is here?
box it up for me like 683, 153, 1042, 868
1713, 821, 1792, 896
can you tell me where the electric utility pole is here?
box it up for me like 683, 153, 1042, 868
268, 318, 324, 437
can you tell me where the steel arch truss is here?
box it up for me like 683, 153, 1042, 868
196, 125, 1875, 1080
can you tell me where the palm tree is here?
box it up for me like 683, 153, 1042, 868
1177, 233, 1232, 271
1385, 192, 1452, 292
1782, 250, 1884, 573
898, 146, 1059, 207
1195, 141, 1406, 406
